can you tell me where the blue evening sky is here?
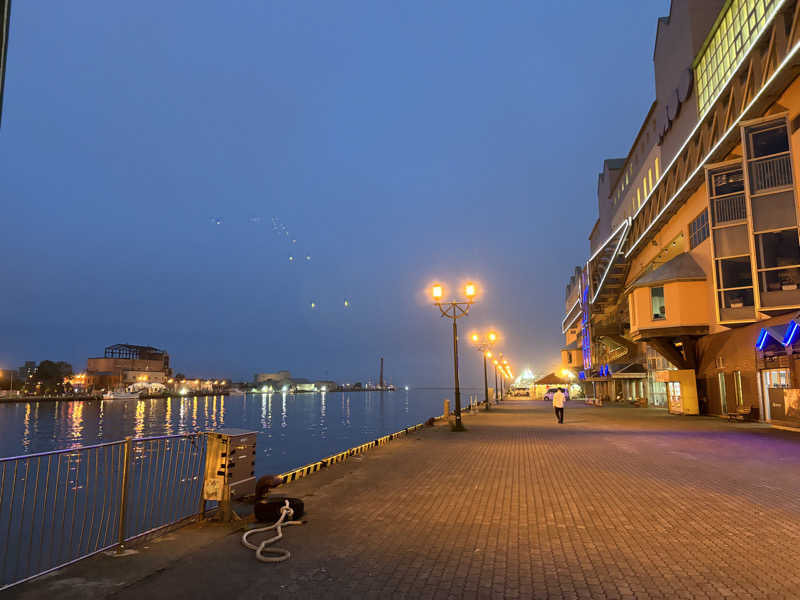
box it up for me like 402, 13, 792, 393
0, 1, 668, 386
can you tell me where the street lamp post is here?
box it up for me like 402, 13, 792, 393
432, 282, 477, 431
470, 331, 496, 411
493, 360, 499, 400
501, 359, 510, 400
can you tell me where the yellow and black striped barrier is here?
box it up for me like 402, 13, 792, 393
277, 421, 427, 485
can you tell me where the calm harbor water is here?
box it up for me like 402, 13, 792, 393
0, 389, 477, 474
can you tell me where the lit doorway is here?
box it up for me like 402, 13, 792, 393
761, 368, 790, 422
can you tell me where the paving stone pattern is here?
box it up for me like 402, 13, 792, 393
15, 400, 800, 599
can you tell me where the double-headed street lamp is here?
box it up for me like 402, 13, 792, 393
432, 282, 477, 431
469, 331, 496, 411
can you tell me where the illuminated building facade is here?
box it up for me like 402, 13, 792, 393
562, 0, 800, 424
86, 344, 171, 390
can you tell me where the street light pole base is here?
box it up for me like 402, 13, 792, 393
450, 422, 467, 432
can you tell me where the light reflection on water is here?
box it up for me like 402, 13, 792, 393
0, 389, 459, 474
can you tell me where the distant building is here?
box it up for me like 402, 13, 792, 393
291, 378, 315, 392
87, 344, 171, 390
314, 380, 338, 392
18, 361, 36, 380
255, 370, 291, 384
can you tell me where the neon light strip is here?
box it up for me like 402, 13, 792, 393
561, 298, 581, 329
626, 1, 790, 257
756, 328, 769, 350
590, 220, 630, 304
784, 321, 799, 345
562, 311, 582, 335
588, 219, 630, 264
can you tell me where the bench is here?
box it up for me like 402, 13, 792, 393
727, 406, 753, 422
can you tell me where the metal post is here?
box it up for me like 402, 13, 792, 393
483, 353, 490, 411
494, 365, 498, 400
117, 437, 132, 551
452, 319, 464, 430
500, 374, 504, 400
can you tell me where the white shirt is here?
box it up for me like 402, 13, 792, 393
553, 390, 566, 408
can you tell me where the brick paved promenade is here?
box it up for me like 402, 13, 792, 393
13, 400, 800, 599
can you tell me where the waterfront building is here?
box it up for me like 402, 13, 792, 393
561, 0, 800, 424
315, 380, 338, 392
255, 370, 291, 384
86, 343, 171, 390
172, 378, 222, 394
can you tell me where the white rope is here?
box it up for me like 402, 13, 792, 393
241, 500, 303, 563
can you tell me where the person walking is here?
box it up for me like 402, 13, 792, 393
553, 387, 566, 424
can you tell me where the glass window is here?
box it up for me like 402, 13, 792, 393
710, 167, 745, 197
719, 288, 755, 309
755, 228, 800, 269
751, 191, 796, 232
717, 256, 753, 288
648, 168, 653, 190
689, 210, 709, 249
714, 223, 750, 257
758, 267, 800, 293
695, 0, 779, 115
651, 287, 666, 321
748, 123, 789, 158
655, 157, 660, 179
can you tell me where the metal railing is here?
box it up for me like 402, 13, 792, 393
0, 433, 209, 590
712, 193, 747, 225
749, 153, 792, 193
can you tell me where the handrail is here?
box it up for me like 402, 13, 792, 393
0, 433, 210, 591
0, 432, 203, 463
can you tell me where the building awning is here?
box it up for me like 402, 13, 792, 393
756, 321, 798, 349
628, 253, 706, 291
561, 340, 579, 351
534, 372, 572, 386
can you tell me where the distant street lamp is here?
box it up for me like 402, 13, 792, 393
432, 282, 478, 431
470, 331, 496, 411
493, 359, 499, 400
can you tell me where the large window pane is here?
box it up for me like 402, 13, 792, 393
717, 256, 753, 288
651, 287, 665, 321
758, 267, 800, 292
751, 190, 796, 232
755, 228, 800, 269
719, 288, 754, 308
748, 123, 789, 158
714, 224, 750, 257
710, 168, 744, 196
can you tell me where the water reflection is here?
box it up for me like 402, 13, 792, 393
0, 390, 473, 475
134, 400, 145, 438
22, 402, 31, 453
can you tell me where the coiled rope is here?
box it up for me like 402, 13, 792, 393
241, 500, 303, 563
